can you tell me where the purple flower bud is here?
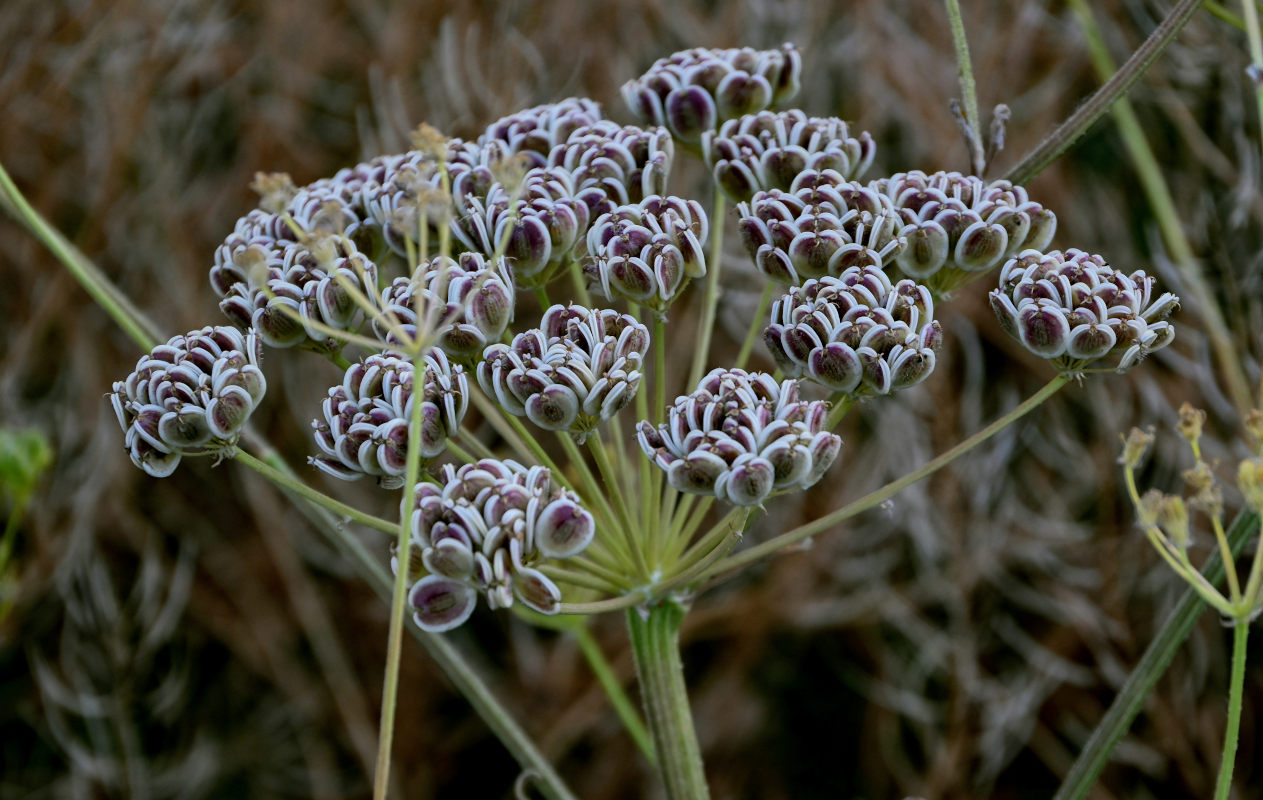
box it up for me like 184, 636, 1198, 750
409, 576, 478, 633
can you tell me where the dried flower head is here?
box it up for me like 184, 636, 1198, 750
701, 110, 876, 202
637, 369, 841, 506
376, 253, 515, 363
765, 266, 942, 396
479, 305, 648, 439
989, 249, 1178, 374
311, 351, 468, 487
110, 327, 266, 478
405, 459, 596, 631
622, 44, 802, 145
583, 195, 708, 315
1119, 427, 1156, 469
737, 174, 902, 284
451, 166, 590, 289
549, 121, 674, 216
873, 170, 1056, 295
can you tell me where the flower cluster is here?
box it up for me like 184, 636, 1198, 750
874, 170, 1057, 295
376, 253, 515, 362
638, 369, 841, 506
766, 266, 942, 396
479, 305, 648, 438
738, 173, 902, 284
583, 195, 708, 315
110, 327, 266, 478
623, 44, 802, 145
451, 166, 590, 288
311, 351, 469, 487
550, 121, 674, 215
479, 98, 605, 168
405, 459, 596, 631
701, 110, 876, 202
989, 249, 1178, 373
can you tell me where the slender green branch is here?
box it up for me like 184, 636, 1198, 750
1005, 0, 1204, 185
0, 159, 160, 350
1214, 621, 1250, 800
734, 284, 775, 371
573, 625, 657, 765
1068, 0, 1255, 418
233, 449, 396, 535
703, 374, 1070, 581
628, 601, 710, 799
943, 0, 986, 174
687, 193, 726, 390
1052, 509, 1258, 800
560, 593, 648, 615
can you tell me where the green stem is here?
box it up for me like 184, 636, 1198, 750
372, 345, 431, 800
1068, 0, 1255, 419
1053, 509, 1258, 800
734, 283, 775, 371
1242, 0, 1263, 162
1005, 0, 1204, 185
574, 626, 657, 765
588, 435, 649, 581
627, 601, 711, 800
0, 159, 160, 350
1214, 621, 1250, 800
943, 0, 986, 174
688, 193, 726, 390
232, 450, 396, 535
703, 374, 1070, 581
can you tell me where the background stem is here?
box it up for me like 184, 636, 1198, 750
1213, 620, 1250, 800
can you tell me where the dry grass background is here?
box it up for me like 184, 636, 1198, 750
2, 1, 1262, 798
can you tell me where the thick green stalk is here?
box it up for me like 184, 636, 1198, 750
1005, 0, 1204, 185
943, 0, 986, 173
1053, 509, 1258, 800
627, 601, 710, 800
704, 374, 1070, 581
1214, 621, 1250, 800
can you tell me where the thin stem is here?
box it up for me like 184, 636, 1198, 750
943, 0, 986, 174
704, 374, 1070, 581
372, 341, 431, 800
1005, 0, 1204, 186
589, 435, 648, 579
688, 193, 726, 390
232, 450, 396, 535
1214, 621, 1250, 800
539, 564, 626, 595
0, 159, 160, 350
663, 506, 747, 586
1053, 509, 1259, 800
627, 601, 711, 800
573, 626, 657, 765
1068, 0, 1255, 419
1242, 0, 1263, 168
734, 283, 775, 371
654, 316, 668, 428
826, 394, 856, 431
1211, 514, 1244, 604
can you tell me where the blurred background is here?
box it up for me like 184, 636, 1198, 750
2, 1, 1262, 797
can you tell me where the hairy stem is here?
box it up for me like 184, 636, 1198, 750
627, 601, 711, 800
1214, 621, 1250, 800
1005, 0, 1204, 185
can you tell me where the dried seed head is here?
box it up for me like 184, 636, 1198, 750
1245, 409, 1263, 453
1176, 403, 1206, 447
989, 249, 1178, 374
1238, 458, 1263, 512
407, 459, 596, 630
110, 326, 267, 477
410, 123, 450, 159
1157, 494, 1190, 550
250, 171, 298, 214
1120, 427, 1155, 469
1136, 488, 1165, 527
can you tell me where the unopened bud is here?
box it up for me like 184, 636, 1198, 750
1176, 403, 1206, 446
1120, 427, 1155, 469
1238, 458, 1263, 512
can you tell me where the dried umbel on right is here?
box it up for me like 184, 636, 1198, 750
989, 248, 1178, 374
